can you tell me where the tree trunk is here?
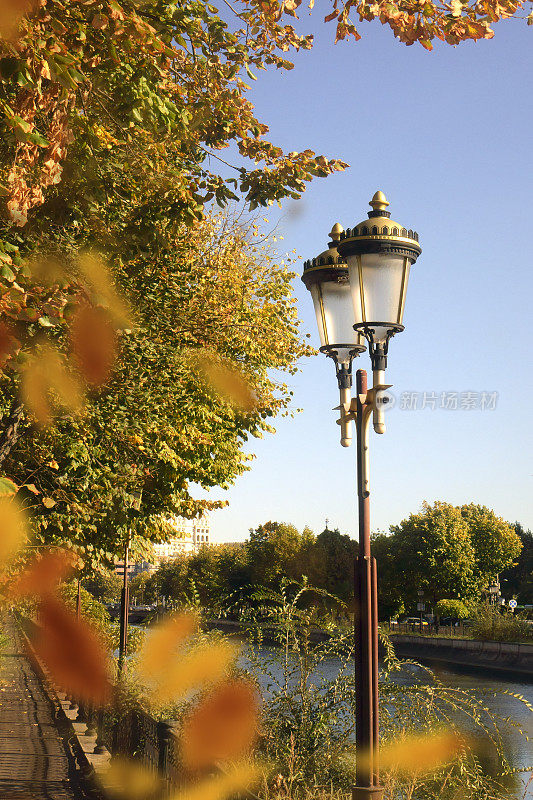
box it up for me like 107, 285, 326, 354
0, 400, 25, 468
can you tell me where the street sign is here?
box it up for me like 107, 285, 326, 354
509, 599, 517, 609
417, 602, 425, 611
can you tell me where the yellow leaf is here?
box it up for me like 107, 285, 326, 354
146, 640, 238, 708
0, 476, 18, 497
99, 757, 162, 799
136, 611, 199, 679
352, 731, 463, 777
0, 497, 27, 565
449, 0, 462, 16
169, 761, 261, 800
76, 252, 131, 327
193, 351, 257, 411
21, 346, 84, 426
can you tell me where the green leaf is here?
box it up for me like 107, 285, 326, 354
0, 265, 16, 282
0, 477, 19, 497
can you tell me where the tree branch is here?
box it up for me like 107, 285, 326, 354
0, 399, 25, 468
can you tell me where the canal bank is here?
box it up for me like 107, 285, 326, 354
389, 633, 533, 681
206, 619, 533, 680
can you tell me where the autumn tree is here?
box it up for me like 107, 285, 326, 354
500, 523, 533, 604
376, 501, 523, 613
459, 504, 522, 586
1, 214, 312, 562
387, 501, 478, 605
0, 0, 528, 564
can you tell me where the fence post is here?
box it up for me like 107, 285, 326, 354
94, 708, 108, 754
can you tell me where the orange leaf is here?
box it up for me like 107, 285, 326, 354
10, 549, 78, 600
70, 305, 117, 386
181, 680, 259, 770
33, 596, 112, 705
21, 346, 83, 426
193, 351, 257, 411
0, 323, 19, 367
136, 611, 199, 679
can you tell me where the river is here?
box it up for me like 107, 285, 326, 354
239, 646, 533, 799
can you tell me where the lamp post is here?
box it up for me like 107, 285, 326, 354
118, 488, 142, 673
417, 589, 425, 634
303, 191, 421, 800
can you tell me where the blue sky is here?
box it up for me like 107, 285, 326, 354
199, 15, 533, 543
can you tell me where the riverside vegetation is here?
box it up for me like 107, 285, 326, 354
89, 578, 532, 800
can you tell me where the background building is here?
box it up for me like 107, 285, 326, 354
152, 513, 212, 565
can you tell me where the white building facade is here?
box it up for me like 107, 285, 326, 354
152, 514, 212, 564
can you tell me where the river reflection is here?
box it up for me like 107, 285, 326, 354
239, 647, 533, 799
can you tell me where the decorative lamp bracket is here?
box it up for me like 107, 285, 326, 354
353, 323, 404, 371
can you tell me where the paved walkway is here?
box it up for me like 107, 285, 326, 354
0, 619, 103, 800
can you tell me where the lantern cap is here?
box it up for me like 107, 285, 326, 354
337, 191, 422, 262
302, 223, 348, 288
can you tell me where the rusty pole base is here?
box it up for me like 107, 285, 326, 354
352, 786, 384, 800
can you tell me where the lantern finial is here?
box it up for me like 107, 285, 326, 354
369, 190, 389, 212
329, 223, 343, 243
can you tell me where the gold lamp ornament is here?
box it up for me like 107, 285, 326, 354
337, 190, 422, 370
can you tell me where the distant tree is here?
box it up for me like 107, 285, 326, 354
83, 569, 122, 603
129, 570, 155, 605
500, 523, 533, 604
434, 599, 470, 620
148, 556, 189, 603
310, 527, 358, 602
371, 533, 406, 619
460, 504, 522, 586
212, 544, 252, 600
373, 502, 524, 616
388, 501, 478, 605
246, 522, 303, 586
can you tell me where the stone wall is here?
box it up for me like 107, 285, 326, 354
389, 634, 533, 679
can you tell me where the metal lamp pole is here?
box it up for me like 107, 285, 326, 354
353, 367, 381, 798
303, 192, 422, 800
118, 533, 130, 673
118, 489, 142, 673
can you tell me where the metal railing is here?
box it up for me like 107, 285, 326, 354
383, 621, 470, 638
76, 699, 183, 795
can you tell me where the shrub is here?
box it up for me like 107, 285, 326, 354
469, 603, 532, 642
434, 599, 470, 620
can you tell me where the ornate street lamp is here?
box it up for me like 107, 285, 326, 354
303, 191, 422, 800
302, 224, 366, 447
338, 190, 421, 435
